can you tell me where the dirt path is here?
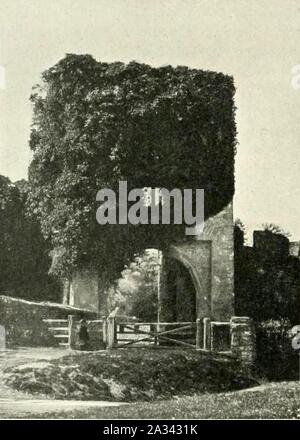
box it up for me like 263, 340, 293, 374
0, 348, 125, 418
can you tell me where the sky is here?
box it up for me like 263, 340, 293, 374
1, 0, 300, 241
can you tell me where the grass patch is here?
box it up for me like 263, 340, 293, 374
3, 349, 256, 402
9, 382, 300, 419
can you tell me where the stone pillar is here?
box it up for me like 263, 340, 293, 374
230, 316, 256, 370
198, 202, 234, 321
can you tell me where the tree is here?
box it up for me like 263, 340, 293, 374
108, 249, 160, 320
28, 54, 236, 282
262, 223, 291, 238
0, 175, 61, 301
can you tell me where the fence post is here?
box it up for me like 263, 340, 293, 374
107, 317, 116, 349
196, 318, 201, 349
102, 318, 107, 346
210, 323, 215, 351
203, 317, 211, 351
68, 315, 73, 349
152, 324, 158, 346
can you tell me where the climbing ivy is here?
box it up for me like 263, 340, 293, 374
28, 54, 236, 280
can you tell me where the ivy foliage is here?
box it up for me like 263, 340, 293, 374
28, 54, 236, 279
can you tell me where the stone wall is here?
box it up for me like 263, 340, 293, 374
289, 241, 300, 257
230, 316, 256, 371
0, 295, 99, 348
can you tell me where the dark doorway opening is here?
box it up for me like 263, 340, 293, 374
165, 258, 197, 322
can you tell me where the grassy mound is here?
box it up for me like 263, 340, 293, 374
3, 349, 257, 402
25, 382, 298, 419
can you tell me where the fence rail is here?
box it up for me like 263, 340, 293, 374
114, 321, 197, 349
42, 315, 232, 354
43, 318, 70, 347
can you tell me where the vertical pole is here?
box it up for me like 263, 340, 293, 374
210, 323, 215, 351
107, 317, 115, 349
114, 317, 117, 346
196, 318, 201, 349
157, 250, 163, 346
157, 250, 163, 324
68, 315, 73, 349
203, 317, 211, 351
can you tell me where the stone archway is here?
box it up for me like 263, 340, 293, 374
160, 202, 234, 322
65, 201, 234, 322
159, 255, 197, 322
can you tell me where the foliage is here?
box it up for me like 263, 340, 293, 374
0, 175, 61, 301
256, 319, 298, 380
235, 223, 300, 380
262, 223, 291, 238
234, 218, 246, 248
234, 218, 246, 232
234, 224, 300, 323
108, 249, 160, 320
28, 54, 236, 280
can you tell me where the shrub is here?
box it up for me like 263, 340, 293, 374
256, 319, 298, 380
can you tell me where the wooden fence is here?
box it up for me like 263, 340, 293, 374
43, 316, 106, 349
43, 315, 232, 354
106, 317, 232, 353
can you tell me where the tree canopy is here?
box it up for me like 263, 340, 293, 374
28, 54, 236, 280
0, 175, 60, 301
108, 249, 160, 321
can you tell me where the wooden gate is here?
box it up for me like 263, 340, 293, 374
106, 318, 202, 349
106, 317, 232, 354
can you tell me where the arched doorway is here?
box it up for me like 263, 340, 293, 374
163, 258, 197, 322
